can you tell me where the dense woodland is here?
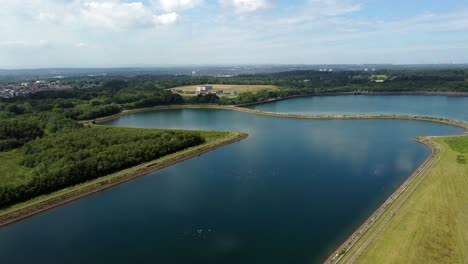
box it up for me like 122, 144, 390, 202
2, 69, 467, 122
137, 69, 468, 92
0, 127, 204, 207
1, 68, 467, 207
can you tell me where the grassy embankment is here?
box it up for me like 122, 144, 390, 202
0, 128, 247, 227
329, 135, 468, 264
93, 104, 468, 130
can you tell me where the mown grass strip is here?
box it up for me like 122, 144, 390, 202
331, 135, 468, 264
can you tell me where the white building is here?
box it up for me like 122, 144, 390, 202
196, 86, 213, 94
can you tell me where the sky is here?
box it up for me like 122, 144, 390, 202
1, 0, 468, 68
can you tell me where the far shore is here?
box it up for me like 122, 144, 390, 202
235, 91, 468, 108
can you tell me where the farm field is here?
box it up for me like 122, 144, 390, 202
175, 84, 279, 95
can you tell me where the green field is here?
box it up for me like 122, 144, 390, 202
338, 135, 468, 264
370, 75, 388, 82
0, 149, 34, 185
175, 84, 279, 94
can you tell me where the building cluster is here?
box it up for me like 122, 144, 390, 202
195, 86, 238, 96
196, 86, 213, 94
0, 80, 72, 98
168, 85, 239, 97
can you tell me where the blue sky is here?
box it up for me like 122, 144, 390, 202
1, 0, 467, 68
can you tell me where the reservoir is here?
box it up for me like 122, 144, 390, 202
248, 95, 468, 121
0, 97, 466, 263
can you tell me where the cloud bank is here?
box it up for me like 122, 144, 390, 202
155, 0, 204, 11
1, 0, 468, 67
219, 0, 270, 13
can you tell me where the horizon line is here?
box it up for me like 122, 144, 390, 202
1, 63, 468, 71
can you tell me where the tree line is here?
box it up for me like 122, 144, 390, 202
0, 127, 205, 207
1, 68, 467, 207
2, 69, 467, 122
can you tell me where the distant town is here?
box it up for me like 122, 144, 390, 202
1, 64, 467, 99
0, 80, 100, 98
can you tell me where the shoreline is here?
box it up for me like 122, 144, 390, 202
0, 131, 248, 228
235, 91, 468, 107
2, 102, 467, 261
323, 137, 441, 263
93, 104, 468, 130
92, 104, 467, 263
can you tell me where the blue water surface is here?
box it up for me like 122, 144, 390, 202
0, 96, 466, 264
248, 95, 468, 121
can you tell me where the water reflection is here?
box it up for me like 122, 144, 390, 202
248, 95, 468, 121
0, 108, 464, 264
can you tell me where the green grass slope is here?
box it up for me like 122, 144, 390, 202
350, 136, 468, 264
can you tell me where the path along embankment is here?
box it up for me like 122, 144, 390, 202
323, 137, 442, 264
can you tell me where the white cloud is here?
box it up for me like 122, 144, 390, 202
81, 1, 178, 31
38, 39, 52, 48
36, 12, 59, 23
220, 0, 270, 13
2, 0, 178, 31
2, 0, 468, 67
0, 40, 51, 49
0, 41, 29, 48
76, 42, 89, 48
155, 0, 203, 11
308, 0, 361, 16
154, 12, 179, 25
386, 10, 468, 32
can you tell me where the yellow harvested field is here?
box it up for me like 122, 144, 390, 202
175, 84, 278, 93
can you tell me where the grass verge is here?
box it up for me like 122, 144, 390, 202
328, 135, 468, 264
